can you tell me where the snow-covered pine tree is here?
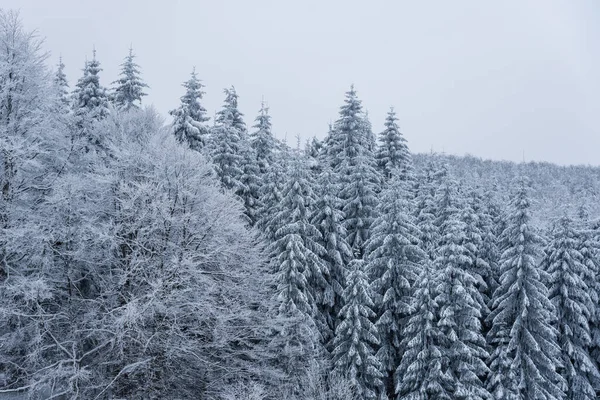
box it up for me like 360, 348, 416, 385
412, 156, 445, 261
487, 178, 565, 400
324, 85, 365, 170
365, 177, 425, 395
256, 154, 287, 242
250, 100, 276, 175
310, 167, 353, 346
362, 110, 377, 154
376, 107, 412, 182
395, 260, 453, 399
53, 56, 70, 113
340, 151, 380, 258
73, 49, 110, 120
112, 46, 149, 111
327, 86, 381, 257
459, 189, 492, 317
169, 67, 210, 151
238, 142, 262, 226
211, 87, 245, 192
332, 259, 384, 399
544, 216, 600, 399
433, 181, 490, 400
578, 213, 600, 379
216, 85, 246, 135
269, 155, 330, 340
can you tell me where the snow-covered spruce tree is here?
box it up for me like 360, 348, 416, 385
324, 85, 365, 170
250, 100, 276, 175
53, 56, 70, 113
310, 167, 353, 346
376, 107, 412, 182
73, 49, 110, 121
238, 142, 262, 226
412, 156, 445, 261
111, 46, 149, 111
169, 67, 210, 151
340, 151, 380, 258
459, 189, 492, 317
216, 85, 246, 135
256, 152, 287, 242
578, 215, 600, 377
486, 178, 565, 400
267, 155, 330, 394
544, 216, 600, 399
395, 261, 453, 399
470, 188, 501, 305
332, 259, 384, 399
432, 181, 490, 400
362, 110, 377, 154
364, 177, 425, 395
211, 87, 245, 192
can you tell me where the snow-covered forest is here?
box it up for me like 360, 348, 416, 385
2, 9, 600, 400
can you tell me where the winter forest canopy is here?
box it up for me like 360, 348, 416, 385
2, 8, 600, 400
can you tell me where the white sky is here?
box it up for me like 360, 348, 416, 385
4, 0, 600, 165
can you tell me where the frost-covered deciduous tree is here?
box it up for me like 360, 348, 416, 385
365, 178, 425, 394
1, 105, 277, 399
544, 216, 600, 399
112, 46, 149, 111
332, 260, 384, 399
169, 68, 210, 151
487, 178, 565, 400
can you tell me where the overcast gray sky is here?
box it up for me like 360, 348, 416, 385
5, 0, 600, 165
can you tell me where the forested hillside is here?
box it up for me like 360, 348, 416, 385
413, 153, 600, 228
1, 10, 600, 400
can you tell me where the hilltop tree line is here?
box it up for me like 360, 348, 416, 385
2, 10, 600, 400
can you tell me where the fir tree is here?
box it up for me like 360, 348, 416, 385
170, 68, 210, 151
459, 190, 492, 316
256, 155, 287, 242
250, 100, 276, 175
376, 107, 412, 182
433, 183, 490, 400
579, 215, 600, 378
269, 156, 329, 339
73, 49, 109, 120
112, 46, 149, 111
340, 152, 380, 258
216, 86, 246, 135
325, 85, 366, 170
365, 178, 425, 395
310, 167, 352, 345
413, 157, 445, 260
332, 259, 384, 399
545, 216, 600, 399
238, 143, 262, 226
396, 261, 453, 399
487, 178, 565, 400
362, 110, 377, 154
53, 56, 70, 113
211, 87, 245, 192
